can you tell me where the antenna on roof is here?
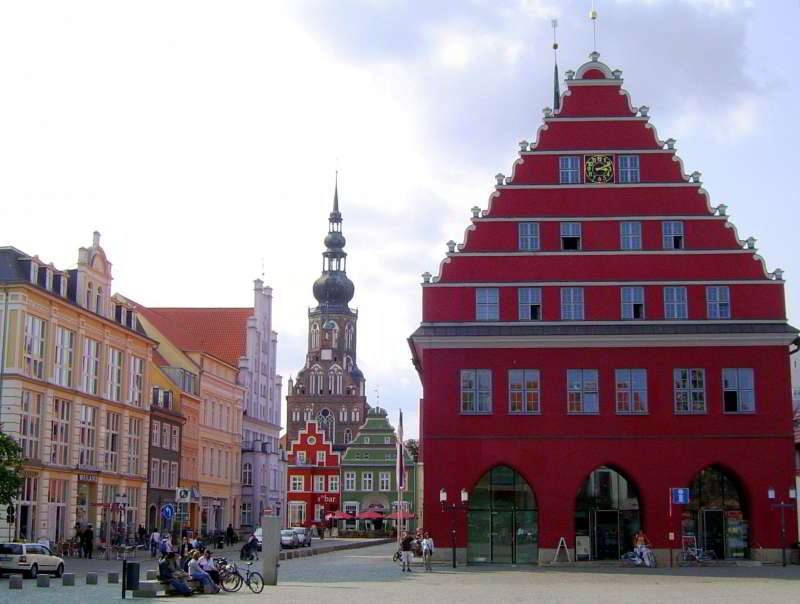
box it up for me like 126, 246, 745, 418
552, 19, 560, 111
590, 0, 599, 53
261, 257, 265, 279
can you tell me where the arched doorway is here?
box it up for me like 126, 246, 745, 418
575, 466, 640, 560
684, 466, 748, 559
467, 466, 538, 564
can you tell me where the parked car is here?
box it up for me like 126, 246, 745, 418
253, 527, 263, 551
280, 529, 299, 549
292, 527, 312, 547
0, 543, 65, 578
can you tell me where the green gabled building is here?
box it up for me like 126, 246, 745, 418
340, 407, 417, 532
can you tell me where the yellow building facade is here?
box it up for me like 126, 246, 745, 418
0, 234, 153, 547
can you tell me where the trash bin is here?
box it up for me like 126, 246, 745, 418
125, 561, 140, 590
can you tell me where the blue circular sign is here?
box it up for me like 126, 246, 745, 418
161, 504, 175, 520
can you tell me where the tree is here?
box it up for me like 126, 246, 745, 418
0, 430, 22, 507
404, 439, 419, 463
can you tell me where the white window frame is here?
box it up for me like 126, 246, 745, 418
50, 398, 71, 466
621, 286, 645, 320
127, 417, 142, 475
171, 425, 179, 451
615, 369, 648, 414
160, 460, 170, 488
664, 286, 688, 319
475, 288, 499, 321
674, 368, 706, 415
151, 419, 161, 447
78, 404, 97, 467
559, 155, 581, 184
329, 475, 340, 492
81, 338, 101, 396
567, 369, 599, 414
561, 287, 585, 320
620, 221, 642, 250
104, 411, 121, 472
316, 451, 326, 465
460, 369, 492, 414
106, 347, 123, 402
313, 475, 325, 493
242, 463, 253, 486
560, 222, 582, 250
722, 368, 755, 414
706, 286, 731, 319
379, 472, 391, 492
150, 458, 160, 485
662, 221, 684, 249
361, 472, 373, 491
618, 155, 640, 183
518, 287, 542, 321
518, 222, 540, 251
508, 369, 541, 414
343, 471, 356, 491
53, 326, 75, 388
128, 356, 144, 406
20, 390, 42, 460
23, 314, 46, 379
241, 502, 253, 527
290, 475, 304, 492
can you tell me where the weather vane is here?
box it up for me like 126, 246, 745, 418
590, 1, 599, 53
552, 19, 560, 110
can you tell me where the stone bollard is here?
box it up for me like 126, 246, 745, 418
9, 575, 24, 589
86, 572, 98, 585
145, 569, 158, 580
108, 572, 120, 584
62, 573, 76, 586
37, 574, 51, 588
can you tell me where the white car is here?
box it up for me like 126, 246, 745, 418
0, 543, 65, 578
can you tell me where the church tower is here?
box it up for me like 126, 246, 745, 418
286, 181, 369, 452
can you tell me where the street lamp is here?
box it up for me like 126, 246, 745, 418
440, 488, 469, 568
767, 486, 796, 567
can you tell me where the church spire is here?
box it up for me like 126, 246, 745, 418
552, 19, 560, 111
313, 175, 354, 310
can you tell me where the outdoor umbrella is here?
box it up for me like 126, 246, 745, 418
325, 511, 354, 520
355, 510, 385, 520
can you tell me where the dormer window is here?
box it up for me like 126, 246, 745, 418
86, 282, 93, 310
30, 262, 39, 284
561, 222, 582, 250
45, 269, 53, 291
662, 221, 684, 249
96, 287, 103, 316
58, 274, 67, 297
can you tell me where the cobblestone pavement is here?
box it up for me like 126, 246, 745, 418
2, 543, 799, 604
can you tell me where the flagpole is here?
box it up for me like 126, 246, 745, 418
396, 409, 404, 549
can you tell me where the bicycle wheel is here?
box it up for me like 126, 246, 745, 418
222, 571, 243, 592
247, 571, 264, 594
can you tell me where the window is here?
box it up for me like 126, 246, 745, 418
50, 398, 71, 466
128, 356, 144, 406
560, 222, 582, 250
476, 288, 499, 321
23, 315, 46, 379
128, 417, 142, 474
310, 323, 320, 349
460, 369, 492, 414
151, 419, 161, 447
161, 424, 170, 450
78, 404, 97, 467
106, 347, 122, 401
518, 222, 540, 251
150, 458, 160, 485
707, 286, 731, 319
361, 472, 373, 491
518, 288, 542, 321
379, 472, 391, 491
314, 475, 325, 492
81, 338, 100, 396
344, 472, 356, 491
620, 221, 642, 250
345, 323, 354, 349
309, 366, 323, 395
662, 221, 684, 249
674, 368, 706, 414
508, 369, 540, 414
621, 286, 645, 320
171, 426, 179, 451
95, 287, 103, 316
104, 411, 121, 471
344, 429, 352, 444
288, 502, 305, 526
160, 460, 170, 488
363, 437, 370, 445
567, 369, 599, 414
615, 369, 648, 414
329, 475, 340, 492
664, 287, 688, 319
559, 155, 581, 183
618, 155, 640, 183
352, 409, 360, 423
723, 368, 755, 413
241, 462, 253, 485
316, 451, 326, 465
296, 451, 307, 464
328, 366, 343, 394
561, 287, 585, 320
170, 462, 178, 489
20, 390, 42, 460
53, 327, 75, 387
241, 503, 253, 526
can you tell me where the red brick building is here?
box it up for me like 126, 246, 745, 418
286, 421, 341, 528
410, 52, 798, 564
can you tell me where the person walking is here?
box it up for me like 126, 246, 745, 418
82, 525, 94, 559
225, 523, 235, 547
421, 532, 435, 572
150, 529, 161, 557
400, 531, 414, 573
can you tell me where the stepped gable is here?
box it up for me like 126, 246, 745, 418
427, 52, 784, 303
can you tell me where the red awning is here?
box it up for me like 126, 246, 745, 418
356, 510, 385, 520
385, 511, 416, 520
325, 511, 354, 520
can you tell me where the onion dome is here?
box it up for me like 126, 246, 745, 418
312, 176, 355, 309
313, 271, 354, 306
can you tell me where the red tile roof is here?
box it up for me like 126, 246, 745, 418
138, 307, 252, 367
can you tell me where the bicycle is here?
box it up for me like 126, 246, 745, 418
621, 549, 657, 568
220, 560, 264, 594
679, 546, 717, 565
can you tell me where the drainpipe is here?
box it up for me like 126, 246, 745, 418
0, 288, 9, 425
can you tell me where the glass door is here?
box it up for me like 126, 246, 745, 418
514, 510, 538, 563
491, 511, 514, 563
593, 510, 621, 560
703, 509, 725, 559
467, 511, 491, 563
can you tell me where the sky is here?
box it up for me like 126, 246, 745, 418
1, 0, 798, 440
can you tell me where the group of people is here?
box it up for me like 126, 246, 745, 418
73, 525, 95, 559
399, 529, 435, 572
158, 546, 223, 596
